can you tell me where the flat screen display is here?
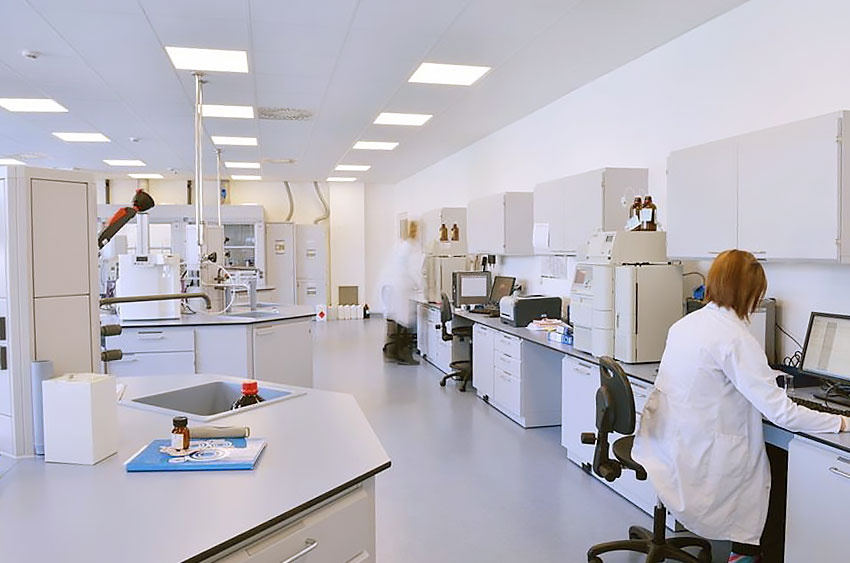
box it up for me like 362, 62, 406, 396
801, 313, 850, 382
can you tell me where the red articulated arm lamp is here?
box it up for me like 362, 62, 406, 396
97, 189, 155, 249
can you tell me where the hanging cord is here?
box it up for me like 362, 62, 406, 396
284, 181, 295, 222
313, 181, 329, 224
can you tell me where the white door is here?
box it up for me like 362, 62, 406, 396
667, 139, 738, 259
472, 324, 495, 400
253, 320, 313, 387
297, 279, 327, 307
296, 224, 328, 280
34, 295, 94, 374
106, 351, 195, 376
416, 305, 429, 357
561, 356, 598, 466
737, 112, 840, 260
265, 223, 296, 305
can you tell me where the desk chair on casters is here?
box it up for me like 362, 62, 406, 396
581, 357, 712, 563
438, 293, 473, 392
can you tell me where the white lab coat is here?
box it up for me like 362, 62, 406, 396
379, 240, 423, 328
632, 303, 842, 545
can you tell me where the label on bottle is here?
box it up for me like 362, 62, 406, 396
640, 208, 654, 222
171, 433, 185, 450
626, 215, 641, 231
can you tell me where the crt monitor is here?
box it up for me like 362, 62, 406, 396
801, 312, 850, 383
489, 276, 515, 305
453, 271, 492, 306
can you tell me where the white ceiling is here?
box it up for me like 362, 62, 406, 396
0, 0, 748, 184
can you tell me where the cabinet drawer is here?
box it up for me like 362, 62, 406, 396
106, 351, 195, 376
108, 327, 194, 353
494, 351, 521, 378
494, 369, 521, 416
473, 324, 492, 338
218, 486, 374, 563
494, 332, 521, 359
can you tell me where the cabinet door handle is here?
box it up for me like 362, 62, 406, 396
829, 466, 850, 481
137, 332, 165, 340
114, 357, 138, 363
255, 328, 276, 336
280, 538, 318, 563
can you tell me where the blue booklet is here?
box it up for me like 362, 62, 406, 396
125, 438, 266, 472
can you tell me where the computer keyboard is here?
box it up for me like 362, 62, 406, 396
790, 395, 850, 417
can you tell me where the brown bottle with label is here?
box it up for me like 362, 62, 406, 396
629, 197, 643, 231
640, 196, 658, 231
171, 416, 190, 450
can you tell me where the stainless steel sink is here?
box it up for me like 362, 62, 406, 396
222, 310, 282, 320
121, 381, 301, 421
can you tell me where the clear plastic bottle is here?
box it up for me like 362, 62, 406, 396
231, 380, 265, 410
640, 196, 658, 231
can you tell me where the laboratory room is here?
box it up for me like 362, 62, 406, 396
5, 2, 850, 563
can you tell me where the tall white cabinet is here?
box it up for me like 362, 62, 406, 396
265, 222, 296, 306
533, 168, 648, 255
296, 224, 329, 306
667, 110, 850, 261
0, 167, 100, 457
467, 192, 534, 255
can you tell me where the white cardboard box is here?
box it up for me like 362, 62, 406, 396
42, 374, 118, 465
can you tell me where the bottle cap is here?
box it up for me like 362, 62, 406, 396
173, 416, 188, 428
242, 380, 259, 395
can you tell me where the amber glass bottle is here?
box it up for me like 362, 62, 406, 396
171, 416, 190, 450
231, 380, 265, 410
641, 196, 658, 231
629, 197, 643, 231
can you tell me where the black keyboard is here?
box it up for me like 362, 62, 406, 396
790, 396, 850, 417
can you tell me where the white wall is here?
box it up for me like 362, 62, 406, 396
364, 183, 397, 309
377, 0, 850, 357
329, 182, 366, 305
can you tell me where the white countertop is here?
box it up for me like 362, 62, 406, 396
102, 304, 315, 328
0, 374, 390, 563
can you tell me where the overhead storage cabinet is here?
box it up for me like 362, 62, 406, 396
533, 168, 648, 254
467, 192, 533, 255
668, 110, 850, 262
419, 207, 467, 255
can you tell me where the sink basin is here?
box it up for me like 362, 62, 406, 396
121, 381, 301, 421
222, 310, 281, 320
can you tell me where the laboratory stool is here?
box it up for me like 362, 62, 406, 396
438, 293, 473, 392
581, 357, 712, 563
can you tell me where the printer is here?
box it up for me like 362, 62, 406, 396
500, 295, 562, 327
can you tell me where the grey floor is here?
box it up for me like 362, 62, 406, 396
313, 319, 728, 563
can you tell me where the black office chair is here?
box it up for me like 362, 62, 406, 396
438, 292, 473, 392
580, 357, 712, 563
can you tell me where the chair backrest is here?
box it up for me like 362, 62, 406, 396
596, 356, 636, 435
440, 293, 453, 341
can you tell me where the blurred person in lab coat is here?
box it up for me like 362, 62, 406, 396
632, 250, 850, 563
380, 220, 423, 365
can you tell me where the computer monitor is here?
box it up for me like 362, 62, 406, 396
801, 312, 850, 383
453, 271, 491, 306
489, 276, 515, 305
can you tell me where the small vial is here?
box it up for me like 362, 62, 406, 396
171, 416, 190, 450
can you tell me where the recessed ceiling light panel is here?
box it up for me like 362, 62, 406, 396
327, 177, 357, 182
53, 132, 110, 142
0, 158, 26, 165
231, 175, 262, 181
128, 173, 163, 179
104, 159, 146, 167
374, 112, 432, 126
202, 104, 254, 119
211, 136, 257, 146
225, 161, 261, 169
335, 164, 371, 172
0, 98, 68, 112
165, 46, 249, 73
353, 141, 398, 151
409, 62, 490, 85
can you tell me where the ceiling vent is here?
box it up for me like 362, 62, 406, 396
257, 107, 313, 121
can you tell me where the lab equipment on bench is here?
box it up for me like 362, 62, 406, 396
452, 270, 491, 307
115, 253, 181, 320
499, 295, 562, 327
469, 275, 515, 316
800, 312, 850, 383
424, 255, 471, 303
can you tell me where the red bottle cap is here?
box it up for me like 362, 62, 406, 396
242, 380, 258, 395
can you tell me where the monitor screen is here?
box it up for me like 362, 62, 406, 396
454, 271, 491, 305
801, 313, 850, 382
490, 276, 515, 304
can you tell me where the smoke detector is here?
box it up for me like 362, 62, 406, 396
257, 107, 312, 121
262, 158, 296, 165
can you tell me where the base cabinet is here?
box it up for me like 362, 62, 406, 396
786, 438, 850, 560
211, 480, 376, 563
472, 324, 495, 400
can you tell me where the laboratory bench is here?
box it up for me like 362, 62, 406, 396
101, 306, 316, 387
0, 373, 391, 563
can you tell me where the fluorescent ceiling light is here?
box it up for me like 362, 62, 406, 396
231, 175, 262, 181
353, 141, 398, 151
128, 173, 163, 179
224, 161, 260, 169
211, 136, 257, 146
0, 158, 25, 165
335, 164, 371, 172
374, 112, 432, 126
202, 104, 254, 119
409, 62, 490, 86
104, 159, 146, 167
165, 46, 248, 73
0, 98, 68, 112
327, 177, 357, 182
53, 132, 110, 142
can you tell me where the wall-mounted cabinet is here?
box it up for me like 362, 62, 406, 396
668, 111, 850, 261
467, 192, 533, 255
533, 168, 648, 255
419, 207, 467, 255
